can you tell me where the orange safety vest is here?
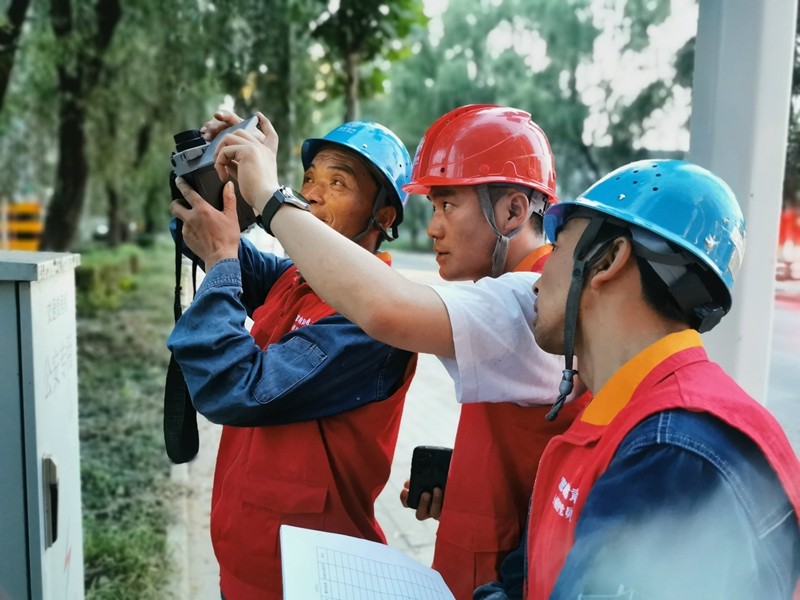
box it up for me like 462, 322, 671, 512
525, 335, 800, 599
432, 245, 591, 600
212, 264, 417, 599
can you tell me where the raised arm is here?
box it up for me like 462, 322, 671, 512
210, 114, 458, 358
273, 207, 456, 356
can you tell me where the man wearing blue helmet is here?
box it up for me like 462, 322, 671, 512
168, 112, 417, 599
477, 160, 800, 599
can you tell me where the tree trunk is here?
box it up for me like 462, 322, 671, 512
143, 192, 160, 235
344, 51, 360, 122
0, 0, 31, 110
40, 88, 88, 251
41, 0, 122, 251
251, 0, 297, 185
106, 183, 121, 247
567, 62, 600, 181
138, 124, 161, 236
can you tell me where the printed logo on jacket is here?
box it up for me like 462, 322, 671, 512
291, 314, 312, 331
552, 476, 579, 521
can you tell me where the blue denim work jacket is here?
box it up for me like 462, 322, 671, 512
166, 235, 412, 426
475, 409, 800, 599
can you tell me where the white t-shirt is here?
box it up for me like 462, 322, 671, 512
431, 271, 566, 406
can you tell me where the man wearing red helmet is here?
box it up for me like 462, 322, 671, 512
211, 105, 588, 598
394, 105, 589, 599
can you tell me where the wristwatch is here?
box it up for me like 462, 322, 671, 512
257, 186, 310, 235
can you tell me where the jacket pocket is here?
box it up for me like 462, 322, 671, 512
213, 475, 329, 587
253, 335, 327, 402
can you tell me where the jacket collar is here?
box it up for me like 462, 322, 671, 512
581, 329, 704, 426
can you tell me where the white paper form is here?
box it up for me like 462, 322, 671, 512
280, 525, 455, 600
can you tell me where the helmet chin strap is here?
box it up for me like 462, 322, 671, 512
545, 214, 729, 420
546, 216, 609, 421
351, 187, 396, 247
476, 184, 535, 278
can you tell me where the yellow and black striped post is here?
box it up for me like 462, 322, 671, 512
1, 202, 43, 251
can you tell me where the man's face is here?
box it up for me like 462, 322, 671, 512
426, 186, 497, 281
533, 217, 588, 354
300, 147, 378, 241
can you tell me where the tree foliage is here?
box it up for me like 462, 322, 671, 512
364, 0, 685, 203
310, 0, 427, 121
3, 0, 212, 248
0, 0, 427, 251
6, 0, 794, 252
202, 0, 321, 183
0, 0, 31, 108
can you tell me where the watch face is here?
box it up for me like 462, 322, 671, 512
282, 187, 309, 208
259, 186, 309, 235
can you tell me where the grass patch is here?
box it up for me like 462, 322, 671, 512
78, 236, 178, 599
75, 244, 144, 315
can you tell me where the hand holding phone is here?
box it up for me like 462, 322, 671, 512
406, 445, 453, 511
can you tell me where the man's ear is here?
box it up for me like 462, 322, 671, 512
495, 190, 530, 235
588, 237, 634, 289
375, 204, 397, 232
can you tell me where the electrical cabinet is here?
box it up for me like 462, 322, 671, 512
0, 251, 84, 599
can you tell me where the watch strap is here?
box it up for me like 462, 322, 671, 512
258, 186, 309, 236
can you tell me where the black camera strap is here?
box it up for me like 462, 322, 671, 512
163, 220, 199, 464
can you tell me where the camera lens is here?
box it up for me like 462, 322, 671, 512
174, 129, 206, 152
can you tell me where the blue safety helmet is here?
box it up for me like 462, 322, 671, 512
302, 121, 412, 239
545, 159, 745, 312
541, 160, 745, 421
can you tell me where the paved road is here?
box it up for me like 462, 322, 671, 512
768, 281, 800, 455
167, 251, 800, 598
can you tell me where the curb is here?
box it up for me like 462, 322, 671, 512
166, 463, 191, 600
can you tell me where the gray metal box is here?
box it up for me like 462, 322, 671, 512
0, 251, 84, 599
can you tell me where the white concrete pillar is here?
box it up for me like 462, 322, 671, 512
688, 0, 797, 403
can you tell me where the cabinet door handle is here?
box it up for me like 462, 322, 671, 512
42, 455, 58, 548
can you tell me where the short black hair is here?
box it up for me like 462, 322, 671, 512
568, 211, 726, 330
636, 256, 691, 325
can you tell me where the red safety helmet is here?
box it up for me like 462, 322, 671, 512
402, 104, 557, 201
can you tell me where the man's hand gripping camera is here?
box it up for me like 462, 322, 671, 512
169, 116, 261, 232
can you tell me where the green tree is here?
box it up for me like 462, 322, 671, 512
0, 0, 32, 110
206, 0, 322, 185
365, 0, 687, 204
1, 0, 428, 250
89, 0, 229, 244
665, 1, 798, 213
39, 0, 122, 251
310, 0, 427, 121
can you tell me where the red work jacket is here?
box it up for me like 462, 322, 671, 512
432, 245, 590, 600
525, 331, 800, 600
213, 264, 417, 599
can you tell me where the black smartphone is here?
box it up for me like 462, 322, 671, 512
406, 445, 453, 510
